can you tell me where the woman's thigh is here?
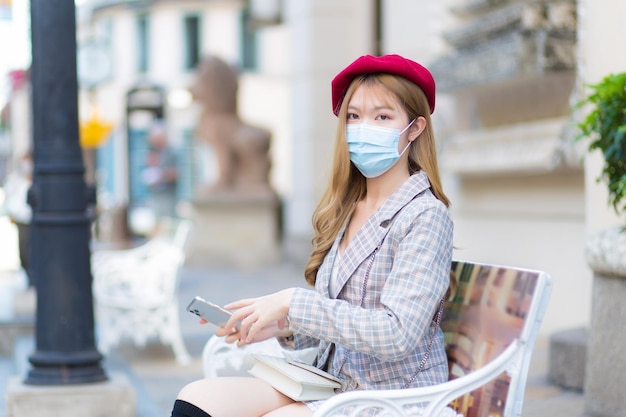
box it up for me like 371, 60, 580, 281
264, 402, 312, 417
177, 377, 296, 417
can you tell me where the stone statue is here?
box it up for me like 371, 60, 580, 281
190, 55, 272, 196
186, 56, 280, 267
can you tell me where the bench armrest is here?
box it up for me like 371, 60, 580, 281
312, 340, 522, 417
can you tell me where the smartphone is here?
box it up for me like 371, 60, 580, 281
186, 296, 234, 328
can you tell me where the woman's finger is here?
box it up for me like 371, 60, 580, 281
246, 321, 259, 343
239, 313, 257, 342
214, 327, 228, 337
224, 308, 247, 332
224, 332, 240, 344
246, 317, 273, 343
224, 298, 254, 310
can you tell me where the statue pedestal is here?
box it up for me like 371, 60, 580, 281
186, 192, 282, 268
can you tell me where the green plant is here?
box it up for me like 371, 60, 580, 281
577, 72, 626, 214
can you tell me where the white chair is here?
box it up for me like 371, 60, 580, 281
202, 335, 283, 378
202, 260, 552, 416
92, 219, 192, 365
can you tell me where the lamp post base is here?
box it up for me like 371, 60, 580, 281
6, 372, 135, 417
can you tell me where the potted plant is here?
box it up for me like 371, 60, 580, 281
575, 71, 626, 417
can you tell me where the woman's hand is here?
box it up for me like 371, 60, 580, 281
214, 323, 274, 346
215, 318, 293, 347
218, 288, 296, 345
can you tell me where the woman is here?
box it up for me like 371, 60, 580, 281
171, 54, 454, 417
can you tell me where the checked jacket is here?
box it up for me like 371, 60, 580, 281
286, 171, 454, 396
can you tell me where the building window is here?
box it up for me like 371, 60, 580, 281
183, 14, 201, 70
137, 14, 149, 73
240, 8, 257, 71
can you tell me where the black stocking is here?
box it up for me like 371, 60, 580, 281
171, 400, 212, 417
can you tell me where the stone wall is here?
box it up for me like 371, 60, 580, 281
430, 0, 587, 335
584, 228, 626, 417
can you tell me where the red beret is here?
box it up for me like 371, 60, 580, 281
331, 54, 436, 116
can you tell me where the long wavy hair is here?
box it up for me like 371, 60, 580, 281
304, 73, 451, 286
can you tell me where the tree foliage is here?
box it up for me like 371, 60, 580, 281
577, 72, 626, 215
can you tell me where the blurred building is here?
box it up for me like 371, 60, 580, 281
1, 69, 30, 183
75, 0, 290, 235
0, 0, 31, 180
37, 0, 623, 336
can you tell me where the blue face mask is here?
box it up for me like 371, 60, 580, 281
346, 120, 415, 178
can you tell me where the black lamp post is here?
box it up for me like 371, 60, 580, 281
25, 0, 107, 385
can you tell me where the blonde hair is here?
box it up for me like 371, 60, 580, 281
304, 73, 451, 286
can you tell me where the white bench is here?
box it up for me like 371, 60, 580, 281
202, 260, 552, 416
92, 219, 192, 365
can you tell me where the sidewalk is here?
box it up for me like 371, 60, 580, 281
1, 257, 587, 417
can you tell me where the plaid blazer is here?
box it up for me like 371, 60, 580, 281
288, 172, 454, 393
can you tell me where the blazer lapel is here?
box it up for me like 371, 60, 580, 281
333, 213, 387, 298
332, 172, 432, 299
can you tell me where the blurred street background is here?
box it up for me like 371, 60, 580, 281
1, 0, 626, 416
